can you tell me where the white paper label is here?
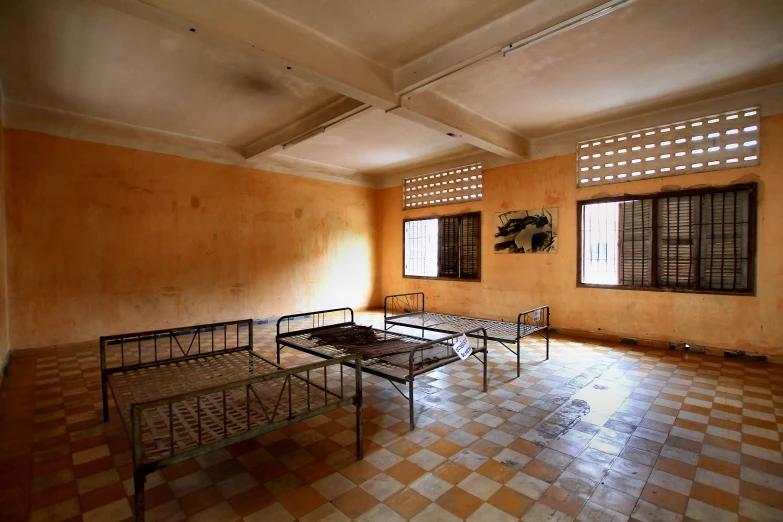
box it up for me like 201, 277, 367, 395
453, 334, 472, 360
534, 309, 541, 322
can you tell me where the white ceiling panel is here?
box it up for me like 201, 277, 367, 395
254, 0, 534, 68
0, 0, 340, 146
275, 109, 475, 173
432, 0, 783, 137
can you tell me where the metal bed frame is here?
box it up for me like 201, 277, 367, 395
100, 319, 362, 522
276, 307, 488, 430
384, 292, 549, 376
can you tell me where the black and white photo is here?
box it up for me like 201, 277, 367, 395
494, 208, 558, 254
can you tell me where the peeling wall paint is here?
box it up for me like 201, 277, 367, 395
4, 130, 379, 349
379, 114, 783, 356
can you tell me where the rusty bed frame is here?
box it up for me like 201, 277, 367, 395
100, 319, 362, 522
384, 292, 550, 376
276, 307, 488, 430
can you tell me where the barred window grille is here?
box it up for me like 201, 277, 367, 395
576, 108, 760, 187
404, 212, 481, 280
579, 185, 755, 293
404, 219, 438, 277
403, 163, 483, 209
580, 202, 619, 285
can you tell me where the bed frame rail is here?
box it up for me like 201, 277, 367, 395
101, 318, 254, 422
518, 305, 549, 332
518, 304, 550, 369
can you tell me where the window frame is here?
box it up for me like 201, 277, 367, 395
403, 212, 482, 282
576, 183, 757, 296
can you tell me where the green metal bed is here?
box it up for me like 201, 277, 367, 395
384, 292, 550, 376
276, 307, 488, 431
100, 319, 361, 522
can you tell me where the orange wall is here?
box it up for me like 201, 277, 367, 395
5, 129, 380, 349
379, 114, 783, 355
3, 116, 782, 355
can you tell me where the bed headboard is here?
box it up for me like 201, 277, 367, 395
100, 318, 254, 375
276, 307, 355, 338
384, 292, 425, 320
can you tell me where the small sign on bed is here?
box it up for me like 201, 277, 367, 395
453, 334, 472, 360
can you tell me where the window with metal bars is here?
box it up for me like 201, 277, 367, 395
578, 184, 755, 294
404, 212, 481, 280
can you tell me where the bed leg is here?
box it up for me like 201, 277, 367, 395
483, 349, 488, 393
354, 358, 364, 460
355, 398, 363, 460
134, 471, 146, 522
409, 380, 415, 430
516, 340, 521, 378
546, 329, 550, 361
101, 376, 109, 422
100, 337, 109, 422
276, 343, 281, 364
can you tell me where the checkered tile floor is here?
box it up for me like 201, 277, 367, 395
1, 311, 782, 522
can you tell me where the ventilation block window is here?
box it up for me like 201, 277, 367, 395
403, 163, 483, 210
576, 108, 760, 187
578, 184, 756, 294
404, 212, 481, 280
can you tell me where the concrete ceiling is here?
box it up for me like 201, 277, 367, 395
252, 0, 535, 69
0, 0, 340, 146
0, 0, 782, 184
275, 109, 474, 173
431, 0, 783, 138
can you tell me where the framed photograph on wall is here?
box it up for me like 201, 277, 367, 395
494, 208, 558, 254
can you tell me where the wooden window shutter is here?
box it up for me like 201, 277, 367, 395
618, 200, 652, 286
460, 213, 480, 279
657, 195, 700, 287
438, 216, 460, 278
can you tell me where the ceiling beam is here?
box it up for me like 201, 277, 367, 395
395, 0, 614, 95
391, 91, 529, 161
243, 97, 369, 159
100, 0, 535, 161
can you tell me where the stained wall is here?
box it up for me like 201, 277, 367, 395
3, 116, 782, 356
4, 129, 379, 349
379, 114, 783, 355
0, 108, 9, 376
